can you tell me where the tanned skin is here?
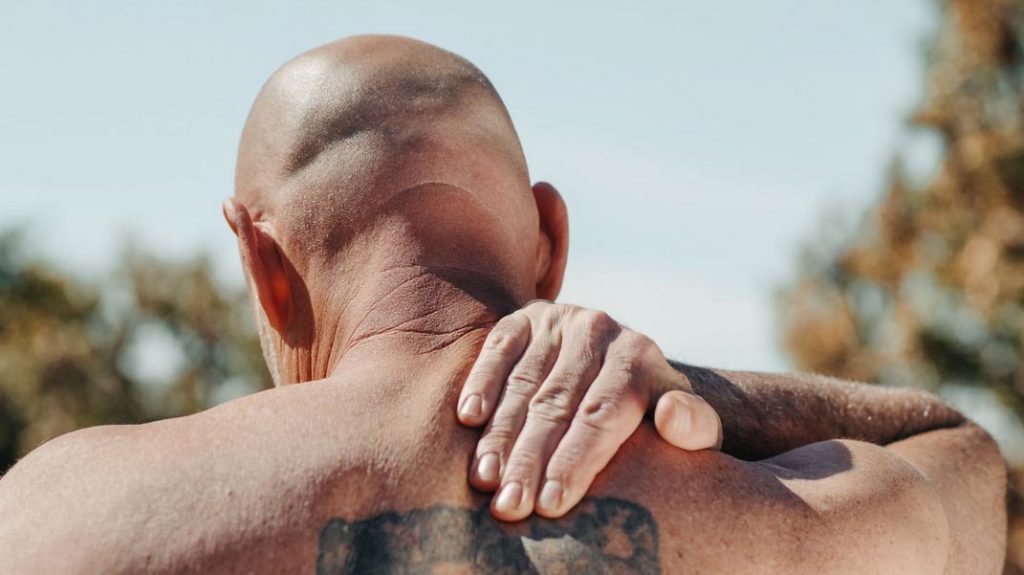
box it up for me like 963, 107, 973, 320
456, 301, 1007, 571
0, 35, 1007, 574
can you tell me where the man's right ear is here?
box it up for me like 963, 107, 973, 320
222, 198, 291, 332
532, 182, 569, 301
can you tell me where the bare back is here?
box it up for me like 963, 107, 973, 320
0, 353, 950, 574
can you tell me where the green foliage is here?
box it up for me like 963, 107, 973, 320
0, 231, 271, 474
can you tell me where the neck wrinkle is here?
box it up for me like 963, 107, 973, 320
288, 263, 523, 383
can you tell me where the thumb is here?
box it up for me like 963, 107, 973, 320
653, 390, 723, 451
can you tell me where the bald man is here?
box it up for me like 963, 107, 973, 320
0, 35, 1007, 574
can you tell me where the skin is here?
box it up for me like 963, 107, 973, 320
458, 302, 1007, 573
0, 35, 1008, 574
457, 301, 722, 520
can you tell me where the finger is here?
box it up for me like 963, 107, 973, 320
457, 312, 531, 427
533, 343, 649, 518
654, 390, 723, 451
469, 315, 560, 492
490, 312, 613, 521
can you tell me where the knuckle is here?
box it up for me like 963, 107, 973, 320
614, 331, 641, 353
501, 468, 534, 487
506, 369, 542, 395
527, 385, 576, 423
480, 420, 514, 441
504, 452, 542, 479
611, 351, 646, 380
586, 309, 613, 328
613, 334, 659, 372
547, 436, 614, 489
463, 370, 496, 395
476, 429, 513, 455
540, 306, 566, 331
642, 334, 667, 359
578, 309, 614, 340
525, 299, 552, 310
546, 451, 584, 483
485, 325, 519, 353
484, 408, 527, 438
523, 300, 556, 320
629, 331, 657, 353
509, 309, 533, 328
560, 303, 583, 316
549, 438, 588, 470
538, 302, 576, 327
577, 397, 621, 431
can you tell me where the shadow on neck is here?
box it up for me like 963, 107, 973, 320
321, 264, 524, 378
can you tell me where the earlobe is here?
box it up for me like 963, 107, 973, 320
531, 182, 569, 300
223, 198, 291, 331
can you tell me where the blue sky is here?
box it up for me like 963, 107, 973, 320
0, 1, 937, 371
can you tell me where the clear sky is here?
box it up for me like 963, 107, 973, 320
0, 1, 936, 371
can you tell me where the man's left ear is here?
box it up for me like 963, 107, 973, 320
532, 181, 569, 300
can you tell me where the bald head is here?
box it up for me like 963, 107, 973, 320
234, 35, 534, 272
226, 35, 567, 383
239, 35, 517, 177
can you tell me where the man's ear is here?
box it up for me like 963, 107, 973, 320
532, 182, 569, 300
222, 198, 291, 332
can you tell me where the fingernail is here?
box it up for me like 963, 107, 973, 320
538, 480, 563, 512
495, 481, 523, 513
477, 453, 500, 484
459, 394, 482, 420
671, 396, 692, 437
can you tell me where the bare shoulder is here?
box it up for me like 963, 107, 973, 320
886, 422, 1008, 573
0, 382, 392, 573
0, 423, 142, 573
590, 428, 953, 574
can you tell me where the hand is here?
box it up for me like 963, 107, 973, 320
456, 300, 722, 521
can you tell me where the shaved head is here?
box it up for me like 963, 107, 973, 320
234, 35, 535, 281
228, 35, 567, 382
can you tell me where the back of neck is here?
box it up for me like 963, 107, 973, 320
280, 263, 523, 386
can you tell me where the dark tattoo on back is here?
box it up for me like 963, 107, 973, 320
316, 497, 660, 574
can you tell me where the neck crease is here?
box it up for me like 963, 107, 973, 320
292, 264, 522, 382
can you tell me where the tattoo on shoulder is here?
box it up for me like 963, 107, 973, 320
316, 497, 660, 574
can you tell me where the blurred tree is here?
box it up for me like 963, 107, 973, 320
0, 231, 270, 475
779, 0, 1024, 570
